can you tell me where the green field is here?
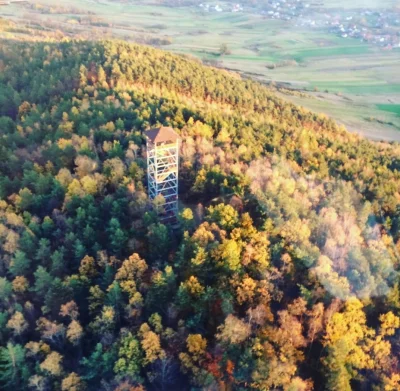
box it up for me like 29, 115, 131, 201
310, 82, 400, 95
291, 46, 371, 61
1, 0, 400, 139
377, 104, 400, 116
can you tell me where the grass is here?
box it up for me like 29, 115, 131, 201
377, 104, 400, 116
311, 83, 400, 95
291, 45, 371, 61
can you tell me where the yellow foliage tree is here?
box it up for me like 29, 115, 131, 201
40, 351, 63, 377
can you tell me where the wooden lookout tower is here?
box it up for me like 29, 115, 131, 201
145, 127, 180, 222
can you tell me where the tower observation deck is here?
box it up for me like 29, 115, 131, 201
145, 127, 180, 222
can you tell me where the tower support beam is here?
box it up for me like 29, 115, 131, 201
146, 127, 180, 223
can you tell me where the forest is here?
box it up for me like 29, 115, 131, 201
0, 39, 400, 390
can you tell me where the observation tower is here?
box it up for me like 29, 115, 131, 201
145, 127, 180, 222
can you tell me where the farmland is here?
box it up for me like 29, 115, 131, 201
1, 0, 400, 139
377, 104, 400, 115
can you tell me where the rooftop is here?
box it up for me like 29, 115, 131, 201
145, 126, 180, 144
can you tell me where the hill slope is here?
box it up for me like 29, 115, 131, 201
0, 39, 400, 390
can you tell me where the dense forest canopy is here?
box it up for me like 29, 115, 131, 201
0, 39, 400, 390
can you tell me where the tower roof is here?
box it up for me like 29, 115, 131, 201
145, 126, 179, 144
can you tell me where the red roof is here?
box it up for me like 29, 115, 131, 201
145, 127, 179, 144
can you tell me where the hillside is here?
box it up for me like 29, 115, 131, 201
1, 0, 400, 140
0, 39, 400, 390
